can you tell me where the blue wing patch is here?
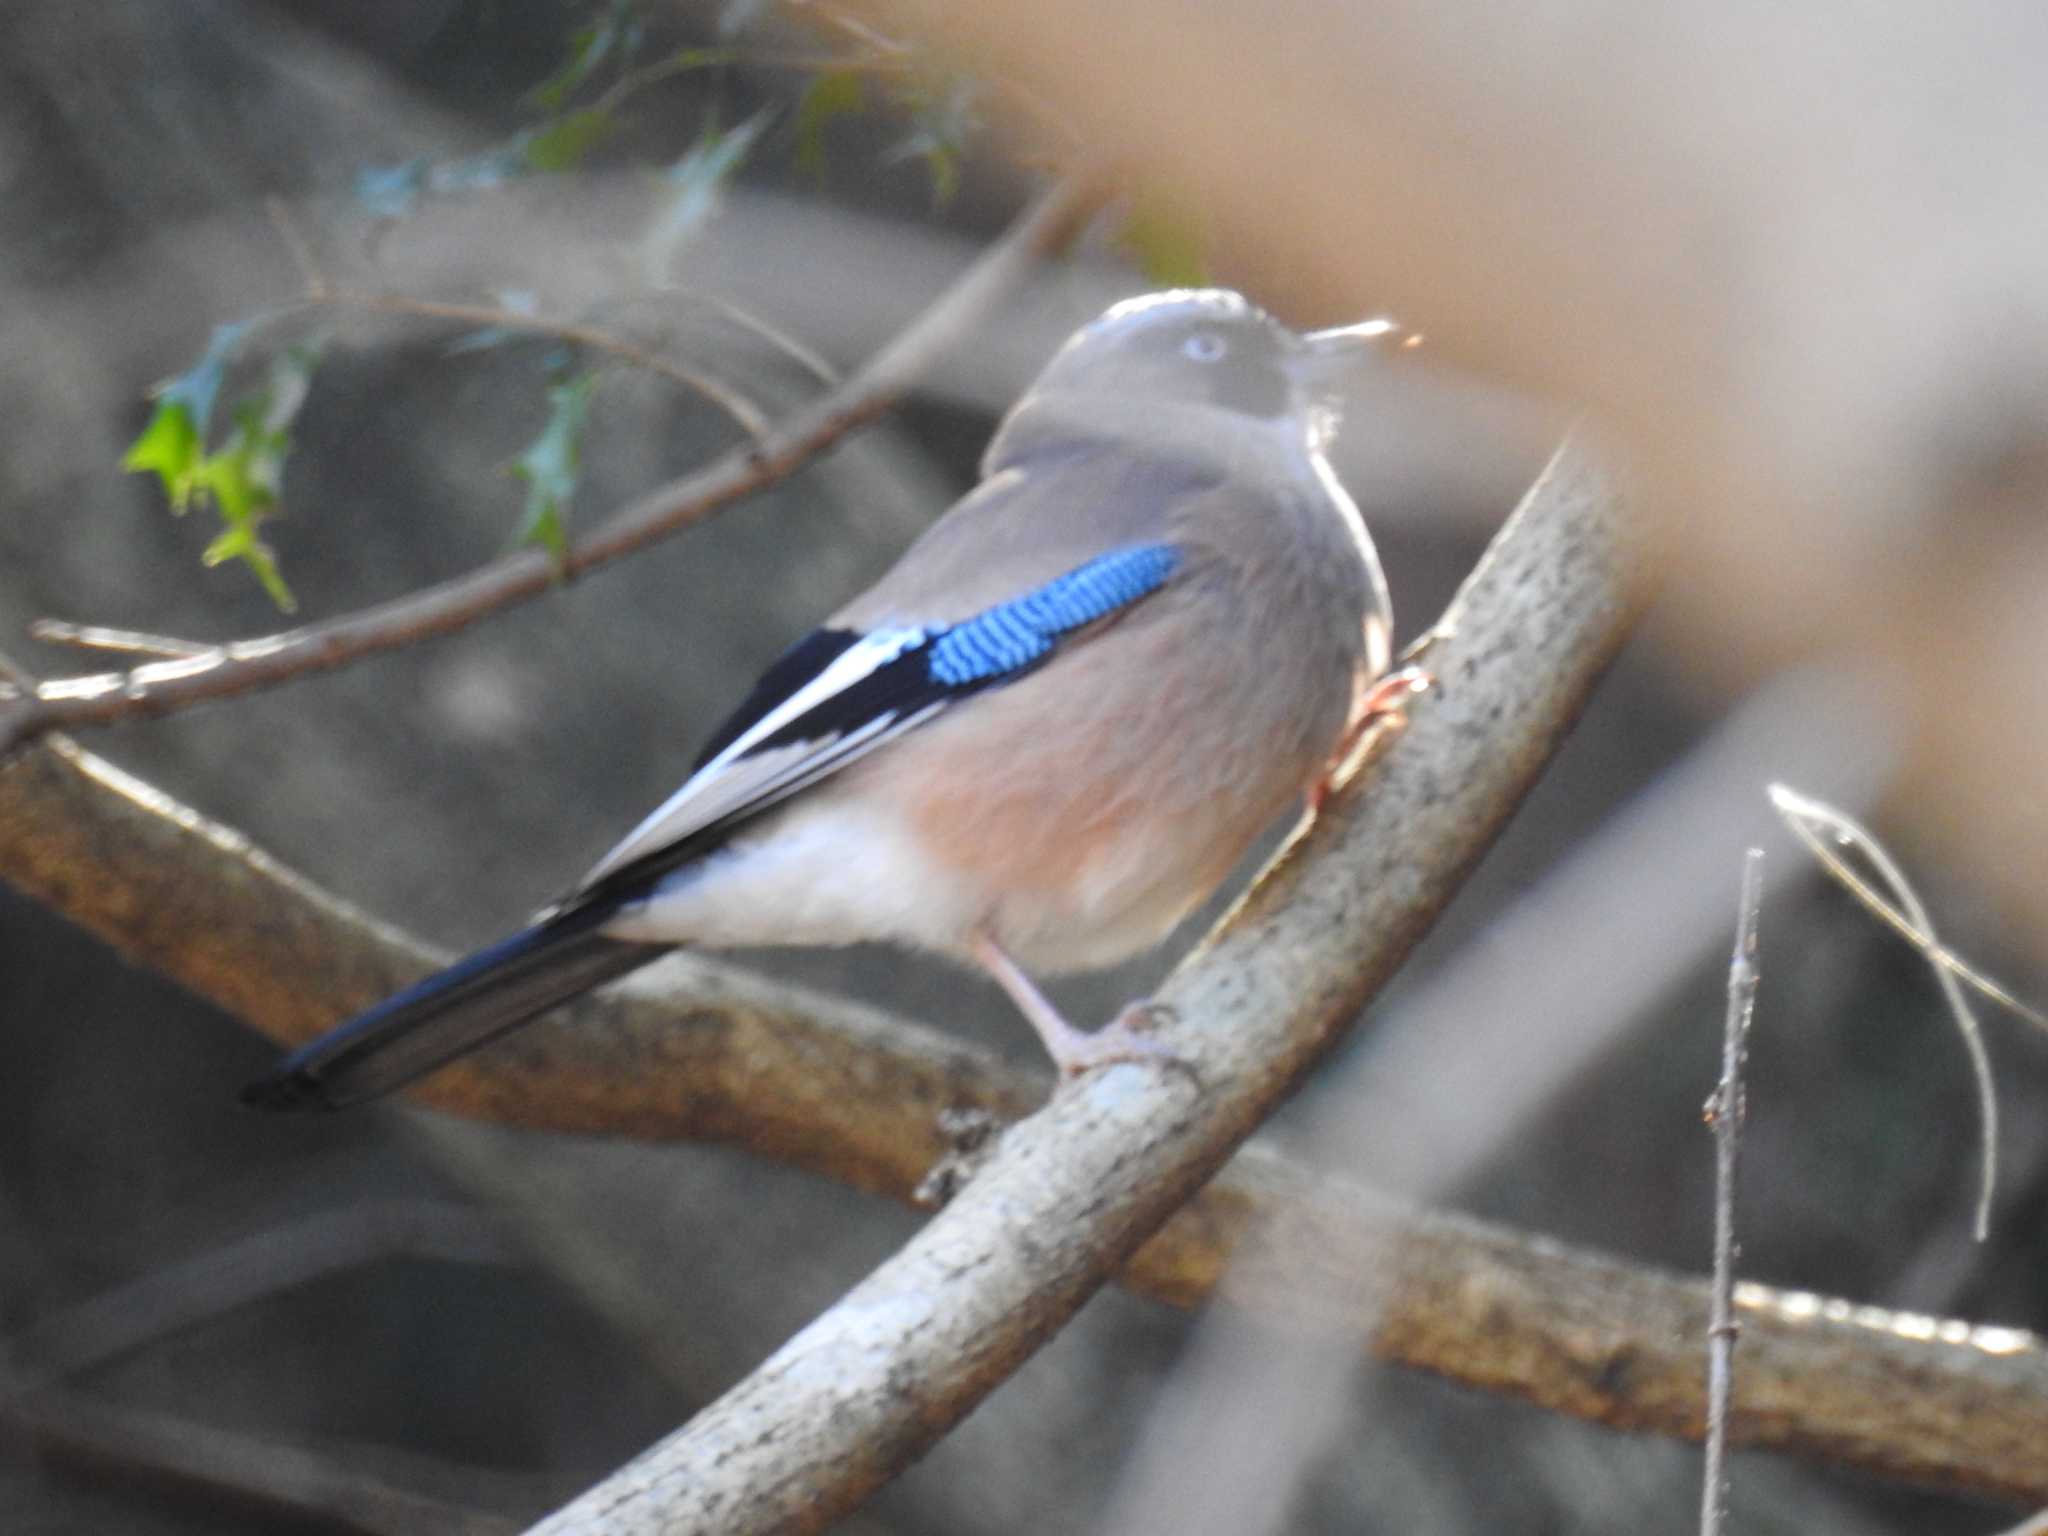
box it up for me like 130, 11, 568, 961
927, 544, 1180, 687
567, 543, 1183, 906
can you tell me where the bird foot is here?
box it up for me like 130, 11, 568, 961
1048, 1002, 1198, 1084
1309, 664, 1433, 814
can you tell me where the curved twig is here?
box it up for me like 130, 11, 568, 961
311, 288, 776, 439
1770, 784, 2007, 1239
0, 177, 1105, 758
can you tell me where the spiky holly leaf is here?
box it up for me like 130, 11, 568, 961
121, 399, 203, 510
642, 112, 769, 279
126, 328, 325, 610
200, 522, 295, 612
121, 319, 256, 506
510, 371, 597, 566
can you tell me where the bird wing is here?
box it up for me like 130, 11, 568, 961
565, 539, 1184, 906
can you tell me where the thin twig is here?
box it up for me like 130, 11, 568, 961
265, 194, 331, 297
683, 290, 840, 384
28, 620, 213, 660
1701, 847, 1762, 1536
311, 287, 774, 440
0, 176, 1105, 758
1769, 784, 2005, 1239
0, 1382, 525, 1536
252, 198, 777, 435
3, 1201, 511, 1393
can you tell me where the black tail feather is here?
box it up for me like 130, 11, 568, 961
242, 906, 668, 1111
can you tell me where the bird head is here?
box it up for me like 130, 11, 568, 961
1030, 289, 1401, 445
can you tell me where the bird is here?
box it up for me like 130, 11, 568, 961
242, 288, 1415, 1111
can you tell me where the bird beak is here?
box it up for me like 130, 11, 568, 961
1287, 317, 1407, 392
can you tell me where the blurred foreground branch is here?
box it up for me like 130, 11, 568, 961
0, 1382, 525, 1536
0, 175, 1103, 756
1, 447, 2044, 1510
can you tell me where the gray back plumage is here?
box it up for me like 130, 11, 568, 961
838, 289, 1392, 685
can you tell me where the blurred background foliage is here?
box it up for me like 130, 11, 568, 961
0, 1, 2041, 1532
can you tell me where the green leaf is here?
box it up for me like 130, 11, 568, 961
122, 324, 318, 611
121, 319, 261, 508
510, 371, 597, 564
527, 0, 653, 111
528, 19, 619, 113
642, 112, 769, 278
1118, 190, 1211, 288
887, 77, 978, 208
194, 404, 281, 528
524, 107, 618, 172
794, 69, 865, 182
194, 415, 296, 614
656, 45, 739, 73
201, 523, 296, 612
121, 398, 203, 509
260, 333, 329, 436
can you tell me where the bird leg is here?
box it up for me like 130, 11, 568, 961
1309, 664, 1432, 815
970, 932, 1180, 1078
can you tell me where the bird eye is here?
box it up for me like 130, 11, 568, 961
1181, 332, 1228, 363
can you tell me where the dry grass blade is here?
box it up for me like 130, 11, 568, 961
1767, 783, 2025, 1240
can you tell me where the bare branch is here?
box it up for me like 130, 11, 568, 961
0, 176, 1106, 757
0, 455, 2044, 1506
27, 620, 213, 660
1701, 848, 1762, 1536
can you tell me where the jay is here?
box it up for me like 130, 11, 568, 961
244, 288, 1409, 1108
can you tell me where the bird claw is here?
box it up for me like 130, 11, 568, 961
1054, 1001, 1200, 1086
1309, 664, 1433, 814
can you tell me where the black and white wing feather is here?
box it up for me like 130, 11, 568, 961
565, 542, 1184, 908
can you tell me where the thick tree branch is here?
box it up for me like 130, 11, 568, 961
0, 176, 1104, 756
1, 446, 2043, 1507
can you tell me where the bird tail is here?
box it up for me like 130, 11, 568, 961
240, 904, 667, 1111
